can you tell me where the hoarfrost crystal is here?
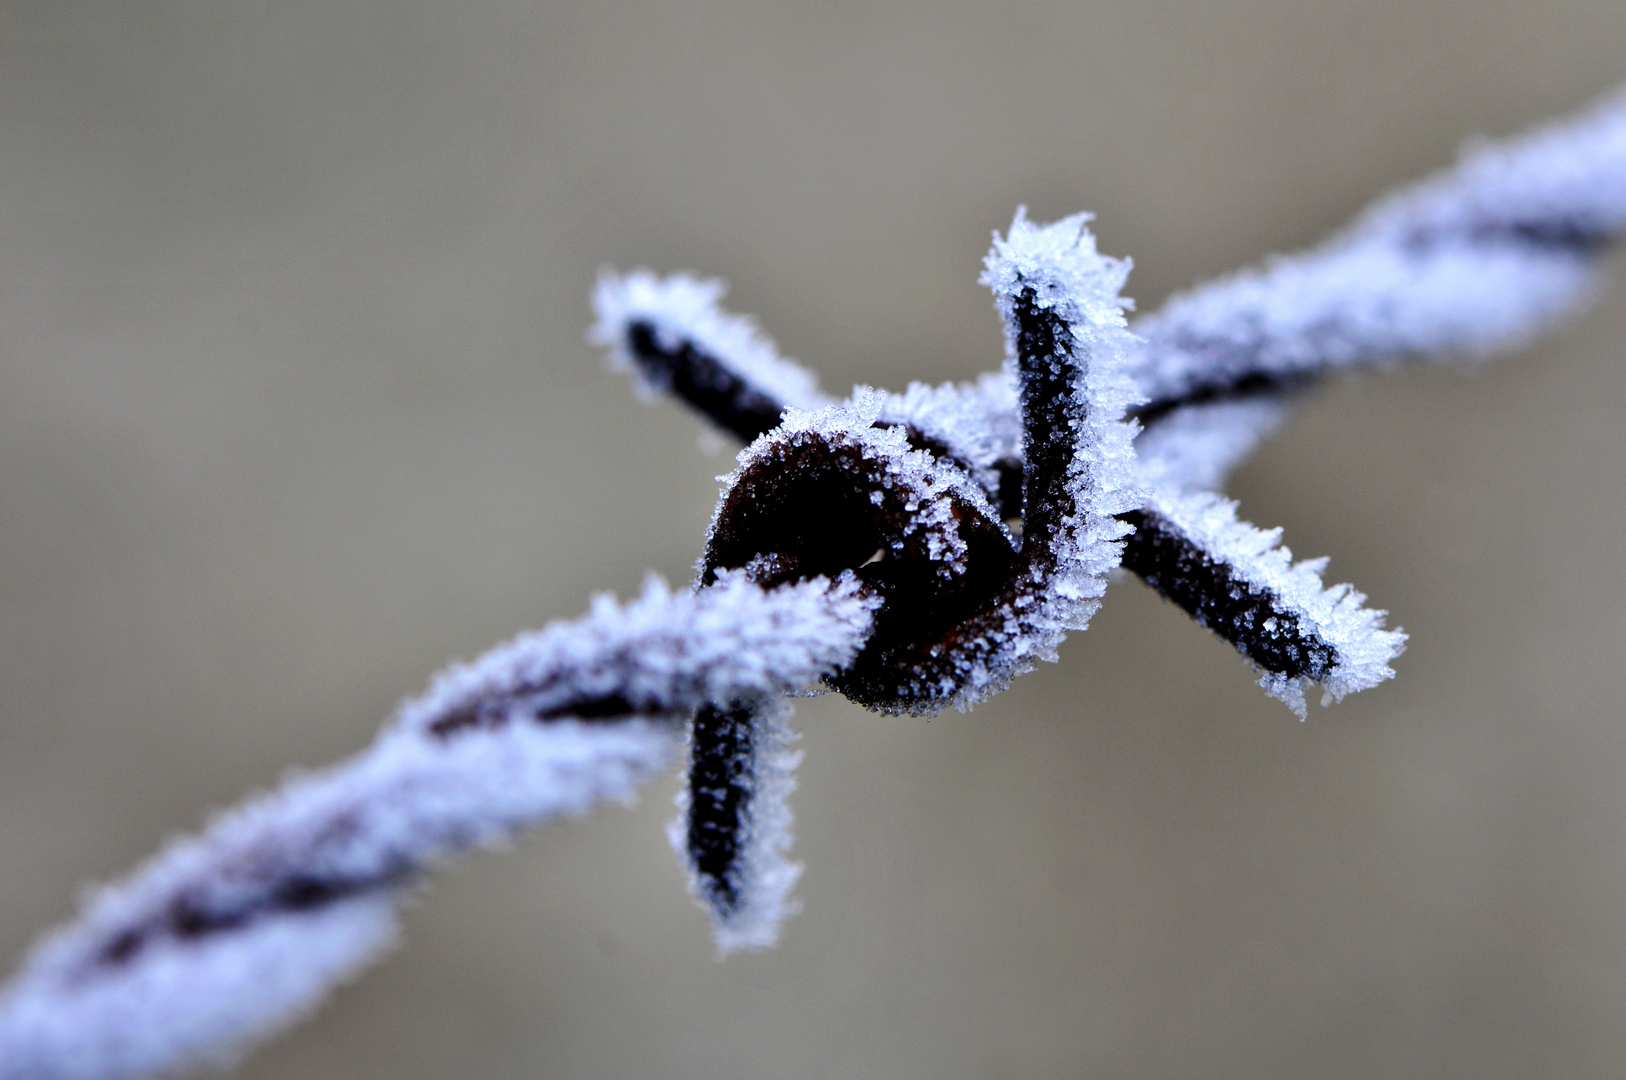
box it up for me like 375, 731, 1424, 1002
6, 83, 1626, 1080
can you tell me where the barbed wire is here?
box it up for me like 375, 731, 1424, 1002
3, 85, 1625, 1080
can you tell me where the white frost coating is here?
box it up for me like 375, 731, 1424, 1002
0, 731, 680, 1080
1147, 490, 1407, 718
0, 575, 876, 1080
1131, 241, 1596, 403
876, 372, 1022, 496
0, 897, 398, 1080
590, 269, 833, 412
11, 85, 1626, 1080
1359, 85, 1626, 240
398, 572, 876, 736
668, 697, 805, 957
731, 387, 1007, 576
1131, 88, 1626, 405
1134, 398, 1294, 493
981, 210, 1145, 635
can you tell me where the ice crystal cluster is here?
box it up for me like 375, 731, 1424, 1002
4, 86, 1626, 1080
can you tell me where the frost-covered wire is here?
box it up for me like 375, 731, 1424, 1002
700, 212, 1142, 714
594, 88, 1626, 716
671, 697, 805, 955
0, 574, 876, 1080
1130, 84, 1626, 431
1121, 491, 1407, 716
6, 84, 1626, 1080
668, 213, 1143, 945
590, 270, 833, 442
1109, 91, 1626, 692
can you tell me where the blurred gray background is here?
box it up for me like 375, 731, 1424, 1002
3, 3, 1626, 1077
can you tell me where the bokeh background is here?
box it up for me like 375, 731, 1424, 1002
4, 3, 1626, 1077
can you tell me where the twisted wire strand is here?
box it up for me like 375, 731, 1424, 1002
1114, 89, 1626, 705
595, 88, 1626, 713
0, 575, 875, 1080
1131, 84, 1626, 421
674, 215, 1142, 947
4, 85, 1624, 1080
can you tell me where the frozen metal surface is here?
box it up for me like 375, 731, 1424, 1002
2, 4, 1625, 1077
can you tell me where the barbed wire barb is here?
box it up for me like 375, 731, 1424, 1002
4, 83, 1626, 1080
